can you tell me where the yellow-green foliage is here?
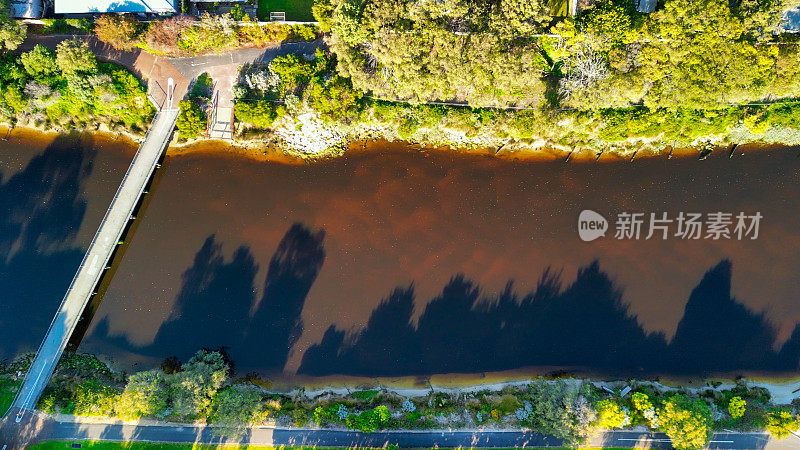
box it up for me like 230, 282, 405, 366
595, 399, 626, 428
0, 43, 152, 128
765, 410, 799, 439
727, 396, 746, 420
631, 392, 652, 412
657, 395, 712, 450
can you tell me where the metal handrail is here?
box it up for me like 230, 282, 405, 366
12, 110, 178, 416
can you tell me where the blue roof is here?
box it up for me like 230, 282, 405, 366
55, 0, 178, 14
637, 0, 657, 13
785, 8, 800, 31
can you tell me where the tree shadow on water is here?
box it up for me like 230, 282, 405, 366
300, 260, 800, 377
0, 134, 97, 359
89, 222, 327, 372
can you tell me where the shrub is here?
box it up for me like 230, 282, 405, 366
72, 380, 119, 417
657, 395, 712, 450
350, 389, 379, 400
95, 15, 142, 50
191, 72, 214, 99
345, 406, 391, 433
178, 13, 239, 54
269, 54, 316, 92
56, 39, 97, 75
596, 399, 626, 428
145, 16, 195, 54
0, 18, 26, 51
631, 392, 653, 413
177, 99, 207, 140
234, 100, 279, 129
728, 396, 746, 420
765, 410, 799, 439
20, 45, 58, 81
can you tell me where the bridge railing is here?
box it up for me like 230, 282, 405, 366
11, 110, 178, 417
148, 81, 168, 111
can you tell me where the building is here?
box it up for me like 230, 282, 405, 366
784, 7, 800, 33
189, 0, 256, 19
54, 0, 177, 14
10, 0, 45, 18
636, 0, 657, 14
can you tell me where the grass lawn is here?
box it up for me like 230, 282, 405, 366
31, 444, 627, 450
257, 0, 315, 21
0, 376, 21, 417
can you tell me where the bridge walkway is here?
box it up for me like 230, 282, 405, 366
10, 108, 180, 417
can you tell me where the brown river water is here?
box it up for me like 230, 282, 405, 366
2, 131, 800, 385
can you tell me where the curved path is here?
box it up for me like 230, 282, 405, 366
18, 35, 323, 104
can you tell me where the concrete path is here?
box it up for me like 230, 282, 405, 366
165, 40, 324, 81
18, 35, 190, 106
9, 109, 179, 418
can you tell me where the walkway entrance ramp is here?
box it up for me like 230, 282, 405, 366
11, 109, 179, 417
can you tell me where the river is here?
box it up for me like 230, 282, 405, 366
2, 132, 800, 385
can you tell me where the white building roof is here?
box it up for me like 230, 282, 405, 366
55, 0, 178, 14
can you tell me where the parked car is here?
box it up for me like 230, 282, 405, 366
10, 0, 44, 19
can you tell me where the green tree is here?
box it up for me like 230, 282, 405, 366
20, 45, 58, 81
765, 410, 799, 439
309, 75, 363, 121
312, 0, 337, 32
526, 380, 597, 446
0, 20, 25, 51
211, 385, 263, 438
56, 39, 98, 75
167, 349, 227, 419
116, 370, 168, 420
176, 99, 207, 140
728, 396, 746, 420
595, 399, 626, 428
94, 14, 142, 51
72, 380, 119, 417
269, 54, 316, 92
0, 1, 26, 51
657, 395, 712, 450
234, 100, 280, 128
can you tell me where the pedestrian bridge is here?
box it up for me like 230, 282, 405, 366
10, 108, 180, 418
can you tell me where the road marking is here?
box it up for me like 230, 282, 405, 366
618, 438, 735, 443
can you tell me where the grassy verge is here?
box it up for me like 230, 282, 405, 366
0, 376, 21, 417
258, 0, 315, 21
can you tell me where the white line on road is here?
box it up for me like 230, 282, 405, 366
618, 438, 735, 443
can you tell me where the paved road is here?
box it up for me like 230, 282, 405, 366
2, 410, 797, 449
165, 40, 324, 80
9, 109, 179, 418
18, 35, 323, 105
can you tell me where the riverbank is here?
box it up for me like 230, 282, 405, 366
3, 350, 799, 449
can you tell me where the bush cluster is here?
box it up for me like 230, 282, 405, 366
3, 351, 798, 449
0, 40, 153, 130
93, 13, 318, 56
